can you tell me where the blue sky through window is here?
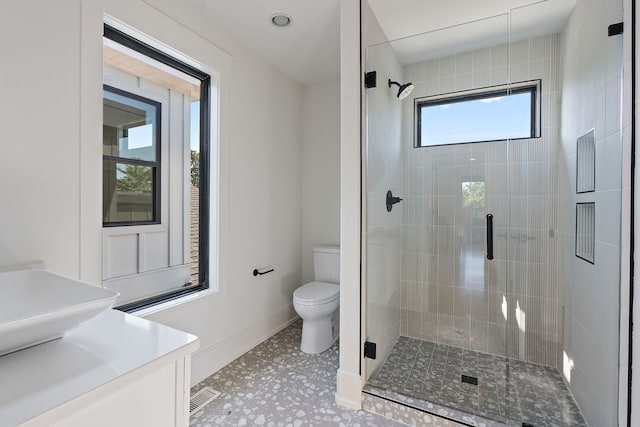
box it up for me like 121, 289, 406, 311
419, 92, 532, 146
127, 124, 153, 149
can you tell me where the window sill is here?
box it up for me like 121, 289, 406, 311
127, 287, 218, 318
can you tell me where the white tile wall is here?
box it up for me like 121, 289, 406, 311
398, 34, 562, 368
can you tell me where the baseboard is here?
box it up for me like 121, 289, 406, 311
335, 369, 363, 410
190, 304, 298, 385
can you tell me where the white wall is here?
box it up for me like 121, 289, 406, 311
1, 0, 304, 384
301, 82, 341, 284
335, 0, 365, 410
0, 0, 82, 277
559, 0, 624, 425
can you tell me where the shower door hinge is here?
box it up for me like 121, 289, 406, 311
365, 71, 377, 89
608, 22, 623, 36
364, 341, 377, 359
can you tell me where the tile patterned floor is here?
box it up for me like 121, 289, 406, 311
368, 336, 587, 427
189, 320, 406, 427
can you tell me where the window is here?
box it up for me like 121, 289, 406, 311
415, 80, 541, 147
103, 87, 161, 225
102, 24, 212, 310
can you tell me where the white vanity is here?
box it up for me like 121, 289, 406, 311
0, 309, 199, 426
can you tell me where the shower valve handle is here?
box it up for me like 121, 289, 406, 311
386, 190, 403, 212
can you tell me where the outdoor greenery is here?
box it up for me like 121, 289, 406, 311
461, 181, 485, 209
112, 150, 199, 194
116, 164, 152, 193
191, 150, 200, 188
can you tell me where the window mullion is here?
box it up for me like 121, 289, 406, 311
103, 155, 158, 168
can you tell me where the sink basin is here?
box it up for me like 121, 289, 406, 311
0, 269, 119, 356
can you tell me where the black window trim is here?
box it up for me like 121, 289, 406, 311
103, 24, 212, 312
103, 84, 162, 227
414, 79, 542, 148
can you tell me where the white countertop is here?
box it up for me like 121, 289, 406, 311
0, 309, 199, 427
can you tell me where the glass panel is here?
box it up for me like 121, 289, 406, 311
508, 0, 623, 425
103, 161, 155, 223
364, 11, 510, 425
103, 89, 159, 162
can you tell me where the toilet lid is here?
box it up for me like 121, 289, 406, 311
294, 282, 339, 305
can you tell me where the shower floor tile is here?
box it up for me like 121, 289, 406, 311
367, 336, 587, 427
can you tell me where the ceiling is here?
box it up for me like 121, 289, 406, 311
188, 0, 576, 85
370, 0, 576, 64
188, 0, 341, 85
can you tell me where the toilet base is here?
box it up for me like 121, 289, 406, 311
300, 316, 334, 354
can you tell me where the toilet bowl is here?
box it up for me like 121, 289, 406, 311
293, 282, 339, 354
293, 246, 340, 354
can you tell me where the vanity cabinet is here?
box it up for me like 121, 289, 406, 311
0, 310, 198, 427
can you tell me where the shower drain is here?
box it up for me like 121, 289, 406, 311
461, 375, 478, 386
190, 386, 220, 414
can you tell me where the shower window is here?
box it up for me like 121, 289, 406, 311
415, 80, 541, 147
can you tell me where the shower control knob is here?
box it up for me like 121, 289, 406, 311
386, 190, 403, 212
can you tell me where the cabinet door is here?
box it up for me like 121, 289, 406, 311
51, 364, 176, 427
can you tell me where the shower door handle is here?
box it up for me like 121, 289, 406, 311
486, 213, 494, 260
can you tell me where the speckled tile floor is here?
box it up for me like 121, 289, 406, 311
368, 336, 587, 427
189, 320, 407, 427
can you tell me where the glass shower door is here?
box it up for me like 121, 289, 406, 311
362, 13, 512, 424
363, 0, 622, 424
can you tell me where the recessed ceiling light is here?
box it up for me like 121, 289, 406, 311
270, 13, 293, 28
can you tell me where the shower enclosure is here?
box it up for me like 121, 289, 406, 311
362, 0, 624, 426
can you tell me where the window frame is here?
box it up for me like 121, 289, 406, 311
103, 24, 212, 312
103, 85, 162, 227
414, 79, 541, 148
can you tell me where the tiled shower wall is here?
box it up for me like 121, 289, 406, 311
399, 34, 562, 367
558, 0, 624, 424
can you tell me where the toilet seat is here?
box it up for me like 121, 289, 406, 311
293, 282, 339, 306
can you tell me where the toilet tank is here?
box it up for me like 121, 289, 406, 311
313, 246, 340, 284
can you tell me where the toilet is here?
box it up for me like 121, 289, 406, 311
293, 246, 340, 354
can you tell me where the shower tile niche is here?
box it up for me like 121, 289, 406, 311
576, 129, 595, 193
575, 202, 595, 264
